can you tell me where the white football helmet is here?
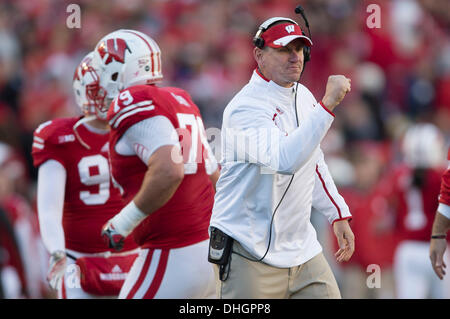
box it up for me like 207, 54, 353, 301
73, 52, 107, 120
89, 29, 163, 114
401, 123, 446, 169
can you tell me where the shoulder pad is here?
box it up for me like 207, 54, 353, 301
31, 118, 78, 164
108, 86, 168, 131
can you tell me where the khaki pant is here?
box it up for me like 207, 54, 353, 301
339, 264, 396, 299
214, 241, 341, 299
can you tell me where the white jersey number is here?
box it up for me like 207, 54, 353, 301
113, 90, 134, 113
176, 113, 215, 175
78, 155, 110, 205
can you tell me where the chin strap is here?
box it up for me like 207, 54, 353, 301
72, 115, 97, 150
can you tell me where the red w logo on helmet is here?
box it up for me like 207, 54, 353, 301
73, 70, 80, 81
97, 38, 131, 65
73, 56, 93, 81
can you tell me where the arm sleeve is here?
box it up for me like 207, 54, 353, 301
37, 160, 66, 254
224, 100, 334, 175
312, 149, 352, 224
118, 116, 181, 165
438, 204, 450, 220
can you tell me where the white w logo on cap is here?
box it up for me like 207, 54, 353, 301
285, 25, 295, 34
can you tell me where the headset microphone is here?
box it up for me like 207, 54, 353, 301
294, 4, 311, 63
295, 5, 308, 27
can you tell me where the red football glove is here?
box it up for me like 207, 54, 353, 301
101, 221, 125, 251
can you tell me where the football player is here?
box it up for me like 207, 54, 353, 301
0, 141, 47, 298
91, 30, 219, 299
390, 123, 450, 298
335, 142, 397, 298
31, 53, 138, 299
429, 147, 450, 280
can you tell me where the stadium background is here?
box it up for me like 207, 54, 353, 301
0, 0, 449, 298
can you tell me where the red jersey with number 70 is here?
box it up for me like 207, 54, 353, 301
31, 117, 137, 253
107, 84, 216, 249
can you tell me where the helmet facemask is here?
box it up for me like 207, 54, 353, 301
83, 65, 110, 121
73, 52, 104, 119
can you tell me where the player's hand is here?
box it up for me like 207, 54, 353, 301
333, 219, 355, 263
429, 238, 447, 280
321, 75, 351, 112
47, 250, 67, 290
101, 220, 125, 251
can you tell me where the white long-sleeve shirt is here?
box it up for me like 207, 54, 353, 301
37, 160, 66, 254
210, 70, 351, 268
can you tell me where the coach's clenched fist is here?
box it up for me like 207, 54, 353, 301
321, 75, 351, 112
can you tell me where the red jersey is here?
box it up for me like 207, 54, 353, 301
440, 169, 450, 206
107, 84, 215, 249
339, 177, 398, 269
2, 194, 46, 298
438, 149, 450, 206
388, 165, 445, 242
0, 204, 27, 298
31, 117, 137, 253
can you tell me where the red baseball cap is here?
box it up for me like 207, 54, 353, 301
261, 23, 312, 48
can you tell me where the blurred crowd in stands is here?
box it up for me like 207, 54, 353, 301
0, 0, 449, 298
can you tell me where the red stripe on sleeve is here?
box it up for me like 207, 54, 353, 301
315, 165, 342, 219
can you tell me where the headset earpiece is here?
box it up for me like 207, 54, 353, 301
253, 29, 265, 49
303, 46, 310, 62
295, 5, 312, 63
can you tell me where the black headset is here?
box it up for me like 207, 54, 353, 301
253, 5, 312, 63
